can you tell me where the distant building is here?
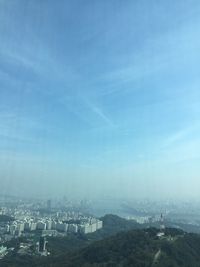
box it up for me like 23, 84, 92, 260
46, 220, 52, 230
38, 237, 47, 252
68, 224, 78, 233
56, 222, 68, 232
96, 220, 103, 230
78, 220, 103, 234
24, 222, 31, 231
30, 222, 37, 231
17, 223, 24, 232
51, 221, 57, 230
9, 224, 16, 235
37, 222, 46, 230
41, 230, 57, 237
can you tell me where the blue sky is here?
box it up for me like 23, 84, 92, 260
0, 0, 200, 199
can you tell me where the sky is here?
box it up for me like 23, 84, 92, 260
0, 0, 200, 200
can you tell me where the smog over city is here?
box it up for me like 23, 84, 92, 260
1, 1, 200, 266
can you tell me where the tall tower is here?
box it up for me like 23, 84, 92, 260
160, 213, 165, 232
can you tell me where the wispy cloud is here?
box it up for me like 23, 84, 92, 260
162, 122, 200, 149
83, 98, 115, 127
58, 91, 115, 128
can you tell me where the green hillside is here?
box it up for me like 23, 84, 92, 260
2, 215, 200, 267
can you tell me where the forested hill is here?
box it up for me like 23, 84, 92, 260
2, 215, 200, 267
89, 214, 142, 239
48, 228, 200, 267
3, 227, 200, 267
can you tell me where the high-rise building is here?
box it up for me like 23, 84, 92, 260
46, 220, 52, 230
37, 222, 46, 230
39, 237, 47, 252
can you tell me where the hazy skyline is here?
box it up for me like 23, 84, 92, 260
0, 0, 200, 199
